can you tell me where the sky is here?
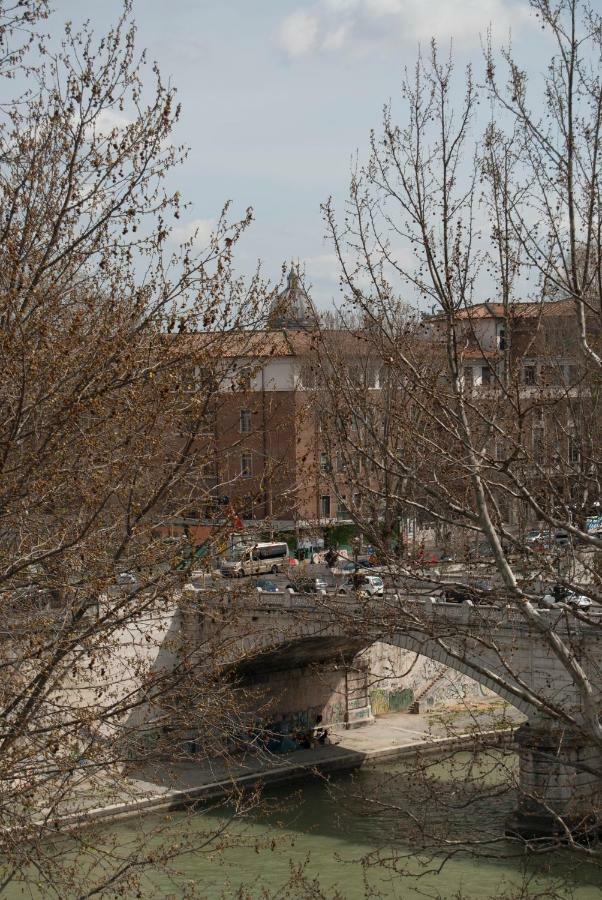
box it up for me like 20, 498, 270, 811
55, 0, 549, 310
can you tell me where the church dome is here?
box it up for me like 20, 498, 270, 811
268, 267, 317, 330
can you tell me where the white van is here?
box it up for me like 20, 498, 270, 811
221, 542, 289, 577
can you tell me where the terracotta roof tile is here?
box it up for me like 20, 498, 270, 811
428, 299, 576, 321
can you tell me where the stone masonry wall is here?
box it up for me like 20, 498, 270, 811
361, 642, 494, 715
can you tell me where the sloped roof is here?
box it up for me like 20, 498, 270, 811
178, 327, 389, 360
429, 299, 576, 321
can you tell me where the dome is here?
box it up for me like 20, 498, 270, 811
268, 267, 317, 331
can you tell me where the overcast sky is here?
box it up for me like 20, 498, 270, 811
57, 0, 548, 309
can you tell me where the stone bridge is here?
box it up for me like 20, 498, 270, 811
184, 589, 602, 839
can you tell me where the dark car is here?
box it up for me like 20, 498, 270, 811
286, 575, 332, 594
441, 580, 494, 604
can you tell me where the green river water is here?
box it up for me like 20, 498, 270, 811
6, 750, 602, 899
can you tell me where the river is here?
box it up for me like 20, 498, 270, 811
4, 749, 602, 898
72, 749, 602, 899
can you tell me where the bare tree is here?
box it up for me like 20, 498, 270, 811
309, 0, 602, 873
0, 2, 280, 894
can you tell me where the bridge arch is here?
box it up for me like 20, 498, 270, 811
229, 629, 534, 719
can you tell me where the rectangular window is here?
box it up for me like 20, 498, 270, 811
319, 452, 331, 473
498, 329, 507, 351
568, 432, 580, 465
240, 452, 252, 478
523, 365, 537, 386
366, 364, 379, 389
337, 497, 350, 520
348, 364, 362, 386
481, 365, 492, 386
320, 495, 331, 518
533, 427, 545, 464
240, 409, 252, 434
300, 363, 317, 389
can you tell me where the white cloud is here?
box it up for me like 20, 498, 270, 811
305, 252, 340, 281
322, 22, 350, 50
93, 108, 133, 136
277, 0, 532, 58
278, 10, 320, 58
169, 218, 214, 249
324, 0, 360, 10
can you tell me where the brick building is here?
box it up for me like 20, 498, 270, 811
167, 277, 600, 549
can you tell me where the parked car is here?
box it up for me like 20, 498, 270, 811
441, 579, 494, 605
286, 575, 332, 594
437, 551, 455, 563
529, 530, 571, 551
540, 585, 591, 609
255, 578, 281, 593
525, 529, 543, 545
116, 571, 137, 586
337, 574, 384, 597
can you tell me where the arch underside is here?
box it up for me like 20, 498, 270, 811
385, 632, 534, 716
229, 630, 534, 716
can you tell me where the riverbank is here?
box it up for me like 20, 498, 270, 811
55, 703, 522, 831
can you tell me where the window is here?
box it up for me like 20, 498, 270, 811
568, 432, 580, 465
319, 452, 331, 473
240, 409, 252, 434
348, 364, 362, 386
366, 364, 379, 389
256, 543, 288, 560
320, 495, 331, 518
300, 363, 317, 389
540, 364, 557, 386
566, 364, 579, 386
532, 427, 545, 464
240, 452, 252, 477
337, 497, 350, 519
498, 329, 507, 351
463, 366, 474, 390
481, 365, 492, 386
523, 365, 537, 386
336, 453, 346, 473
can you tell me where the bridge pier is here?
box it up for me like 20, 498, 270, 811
507, 722, 602, 840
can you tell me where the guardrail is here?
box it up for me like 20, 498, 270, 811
191, 587, 602, 627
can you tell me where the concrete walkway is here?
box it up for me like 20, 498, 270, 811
54, 701, 522, 830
